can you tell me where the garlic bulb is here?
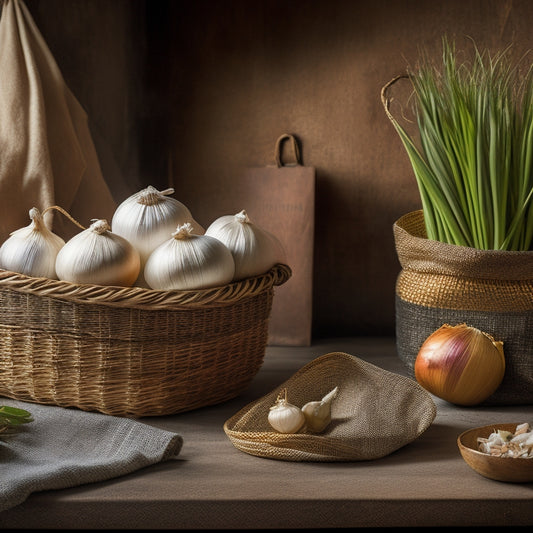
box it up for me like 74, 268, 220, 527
268, 389, 305, 434
111, 186, 204, 285
55, 219, 140, 287
0, 207, 65, 279
205, 210, 286, 280
144, 222, 235, 290
414, 323, 505, 406
301, 386, 338, 433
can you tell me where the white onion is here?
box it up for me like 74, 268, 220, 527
111, 186, 204, 284
205, 210, 286, 280
144, 223, 235, 290
55, 219, 140, 287
0, 207, 65, 279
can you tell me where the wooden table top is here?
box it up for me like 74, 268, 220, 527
1, 337, 532, 529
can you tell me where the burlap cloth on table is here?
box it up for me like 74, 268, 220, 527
0, 0, 116, 243
223, 351, 436, 462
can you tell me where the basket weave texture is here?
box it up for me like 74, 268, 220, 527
0, 264, 291, 417
394, 210, 533, 405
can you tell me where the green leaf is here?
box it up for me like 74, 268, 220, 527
0, 405, 33, 435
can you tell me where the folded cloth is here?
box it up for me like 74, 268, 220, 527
0, 0, 117, 243
0, 399, 183, 512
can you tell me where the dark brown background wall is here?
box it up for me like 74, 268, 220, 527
24, 0, 529, 338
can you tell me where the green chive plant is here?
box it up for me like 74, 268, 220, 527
382, 38, 533, 251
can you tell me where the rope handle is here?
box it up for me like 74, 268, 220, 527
275, 133, 302, 168
42, 205, 86, 230
381, 74, 410, 124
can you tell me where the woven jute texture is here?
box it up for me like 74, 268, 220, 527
0, 264, 291, 417
223, 351, 436, 462
393, 210, 533, 405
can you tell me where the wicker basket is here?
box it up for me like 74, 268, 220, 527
0, 263, 291, 417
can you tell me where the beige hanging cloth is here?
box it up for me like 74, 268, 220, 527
0, 0, 116, 242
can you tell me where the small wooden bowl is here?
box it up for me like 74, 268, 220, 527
457, 423, 533, 483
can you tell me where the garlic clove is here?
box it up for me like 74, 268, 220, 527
515, 423, 531, 435
478, 423, 533, 458
267, 389, 305, 434
301, 386, 338, 433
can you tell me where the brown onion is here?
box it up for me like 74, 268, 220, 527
414, 323, 505, 406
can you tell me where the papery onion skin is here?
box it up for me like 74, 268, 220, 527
111, 186, 204, 286
268, 389, 305, 434
0, 208, 65, 279
205, 210, 286, 280
144, 223, 235, 291
55, 220, 140, 287
414, 323, 505, 406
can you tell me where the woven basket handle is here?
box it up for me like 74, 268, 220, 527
380, 74, 409, 124
275, 133, 302, 167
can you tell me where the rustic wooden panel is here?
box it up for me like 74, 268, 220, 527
19, 0, 533, 338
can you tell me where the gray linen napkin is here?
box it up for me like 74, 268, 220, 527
0, 399, 183, 512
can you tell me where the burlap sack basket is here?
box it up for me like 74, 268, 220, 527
394, 210, 533, 405
0, 263, 291, 417
223, 351, 436, 462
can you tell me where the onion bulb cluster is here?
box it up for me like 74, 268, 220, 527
0, 189, 287, 291
112, 186, 204, 257
111, 186, 204, 286
205, 210, 286, 280
414, 323, 505, 406
0, 207, 65, 279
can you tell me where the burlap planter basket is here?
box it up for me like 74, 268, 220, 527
394, 210, 533, 405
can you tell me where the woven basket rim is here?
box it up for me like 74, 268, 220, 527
393, 210, 533, 280
0, 263, 291, 310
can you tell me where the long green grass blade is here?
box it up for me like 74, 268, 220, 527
383, 37, 533, 250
